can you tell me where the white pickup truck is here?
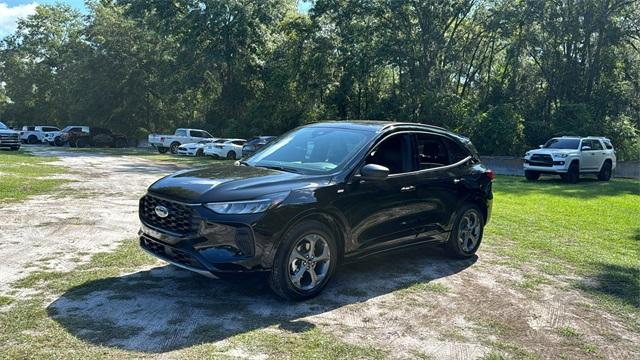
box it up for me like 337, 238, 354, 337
20, 125, 61, 144
148, 128, 215, 154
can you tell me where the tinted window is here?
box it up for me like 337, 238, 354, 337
247, 127, 372, 174
175, 129, 187, 136
43, 127, 59, 132
544, 138, 580, 149
603, 139, 613, 149
590, 140, 603, 150
415, 133, 469, 169
232, 140, 245, 146
365, 134, 413, 174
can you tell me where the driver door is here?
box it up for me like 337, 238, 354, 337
337, 133, 423, 253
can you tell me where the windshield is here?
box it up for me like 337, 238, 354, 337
0, 121, 7, 130
198, 140, 212, 144
245, 127, 373, 174
544, 138, 580, 150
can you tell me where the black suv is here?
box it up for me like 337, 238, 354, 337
242, 136, 276, 158
139, 121, 494, 300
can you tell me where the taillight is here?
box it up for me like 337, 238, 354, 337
486, 169, 495, 181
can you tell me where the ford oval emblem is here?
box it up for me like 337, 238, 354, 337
154, 205, 169, 218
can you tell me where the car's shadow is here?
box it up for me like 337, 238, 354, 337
47, 246, 476, 353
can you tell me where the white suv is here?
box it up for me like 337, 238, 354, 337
523, 136, 616, 183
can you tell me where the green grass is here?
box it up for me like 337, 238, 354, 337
486, 176, 640, 320
0, 150, 68, 202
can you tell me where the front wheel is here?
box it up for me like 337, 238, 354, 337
196, 149, 204, 157
158, 147, 169, 154
54, 136, 65, 147
445, 204, 485, 259
525, 170, 540, 181
562, 162, 579, 183
169, 142, 180, 154
269, 220, 337, 301
598, 161, 612, 181
27, 135, 38, 144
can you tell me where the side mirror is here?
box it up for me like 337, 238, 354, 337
581, 146, 591, 151
360, 164, 389, 180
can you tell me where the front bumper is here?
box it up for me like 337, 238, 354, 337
0, 136, 20, 148
523, 158, 570, 173
177, 149, 196, 156
138, 195, 278, 277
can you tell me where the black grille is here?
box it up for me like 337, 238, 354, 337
140, 195, 196, 234
140, 237, 203, 269
529, 154, 553, 167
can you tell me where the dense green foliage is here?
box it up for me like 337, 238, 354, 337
1, 0, 639, 158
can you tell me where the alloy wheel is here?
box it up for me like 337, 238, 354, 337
288, 234, 331, 291
458, 209, 481, 253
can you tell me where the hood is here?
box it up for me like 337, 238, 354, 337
527, 148, 578, 156
0, 128, 18, 135
148, 163, 331, 203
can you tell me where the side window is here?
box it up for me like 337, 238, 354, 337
603, 140, 613, 150
415, 133, 469, 170
591, 140, 603, 150
190, 130, 205, 138
581, 139, 592, 150
69, 127, 81, 132
43, 127, 58, 132
202, 131, 214, 138
175, 129, 187, 136
232, 140, 245, 146
365, 134, 413, 174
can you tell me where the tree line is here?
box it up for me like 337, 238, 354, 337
1, 0, 639, 159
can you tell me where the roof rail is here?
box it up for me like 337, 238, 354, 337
380, 122, 449, 132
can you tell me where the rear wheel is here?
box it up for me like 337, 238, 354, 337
75, 138, 89, 148
598, 161, 612, 181
27, 135, 38, 144
226, 150, 237, 160
562, 161, 579, 183
158, 147, 169, 154
445, 204, 485, 259
54, 136, 65, 147
196, 149, 204, 157
169, 142, 180, 154
525, 170, 540, 181
269, 220, 337, 301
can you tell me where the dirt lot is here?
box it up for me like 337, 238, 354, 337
1, 147, 638, 359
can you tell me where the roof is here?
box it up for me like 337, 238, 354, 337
305, 120, 449, 133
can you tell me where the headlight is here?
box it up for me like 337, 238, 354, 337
525, 152, 531, 157
204, 192, 289, 214
553, 153, 569, 158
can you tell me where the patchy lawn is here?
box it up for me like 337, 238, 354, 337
487, 176, 640, 323
0, 149, 68, 202
1, 154, 638, 360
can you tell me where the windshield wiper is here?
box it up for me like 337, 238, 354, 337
255, 165, 302, 174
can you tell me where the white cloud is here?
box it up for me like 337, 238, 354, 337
0, 2, 38, 37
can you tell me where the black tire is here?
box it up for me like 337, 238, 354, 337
10, 146, 20, 151
54, 136, 65, 147
598, 160, 612, 181
562, 161, 580, 183
196, 149, 204, 157
445, 203, 485, 259
525, 170, 540, 181
169, 142, 180, 154
158, 147, 169, 154
226, 150, 237, 160
269, 220, 338, 301
27, 135, 38, 144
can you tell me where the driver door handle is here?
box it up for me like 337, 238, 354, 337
401, 186, 416, 193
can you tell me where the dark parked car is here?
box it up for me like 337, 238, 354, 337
242, 136, 276, 158
66, 127, 128, 148
138, 121, 494, 300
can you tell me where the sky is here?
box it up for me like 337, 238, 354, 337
0, 1, 313, 37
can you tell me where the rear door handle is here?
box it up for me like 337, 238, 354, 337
401, 186, 416, 192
